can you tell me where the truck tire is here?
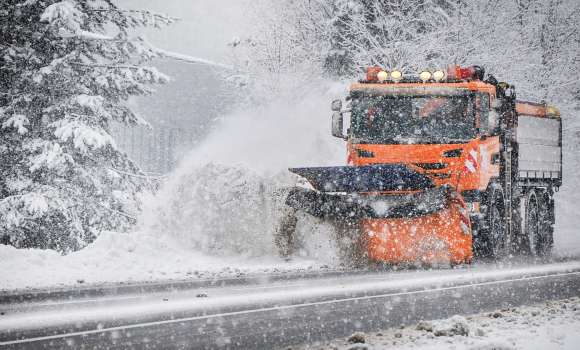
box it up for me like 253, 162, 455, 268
537, 190, 554, 256
487, 199, 506, 258
481, 187, 506, 259
524, 191, 540, 256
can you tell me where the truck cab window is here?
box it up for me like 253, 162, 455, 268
351, 95, 476, 144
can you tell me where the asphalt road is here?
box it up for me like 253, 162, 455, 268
1, 259, 580, 349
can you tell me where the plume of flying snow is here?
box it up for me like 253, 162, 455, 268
141, 83, 349, 262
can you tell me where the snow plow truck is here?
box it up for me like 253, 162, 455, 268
281, 66, 561, 264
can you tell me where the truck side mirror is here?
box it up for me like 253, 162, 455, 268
331, 112, 343, 138
331, 100, 342, 111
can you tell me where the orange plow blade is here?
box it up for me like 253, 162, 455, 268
363, 191, 473, 264
285, 165, 474, 264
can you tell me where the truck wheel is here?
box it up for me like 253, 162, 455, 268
537, 190, 554, 256
524, 192, 540, 256
486, 199, 506, 258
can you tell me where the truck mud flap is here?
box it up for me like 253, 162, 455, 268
286, 185, 451, 220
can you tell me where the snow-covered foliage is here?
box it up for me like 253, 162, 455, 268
228, 0, 580, 112
0, 1, 175, 253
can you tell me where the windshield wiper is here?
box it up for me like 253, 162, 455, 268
356, 136, 472, 145
438, 137, 472, 144
357, 137, 399, 145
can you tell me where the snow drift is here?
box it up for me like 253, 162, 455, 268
323, 298, 580, 350
0, 230, 331, 291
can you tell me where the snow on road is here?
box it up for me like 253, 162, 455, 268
310, 298, 580, 350
3, 262, 580, 336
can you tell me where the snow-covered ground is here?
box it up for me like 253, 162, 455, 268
0, 230, 341, 292
308, 298, 580, 350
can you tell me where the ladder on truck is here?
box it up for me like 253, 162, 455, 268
504, 105, 516, 253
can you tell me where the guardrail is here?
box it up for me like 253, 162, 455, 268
109, 122, 197, 175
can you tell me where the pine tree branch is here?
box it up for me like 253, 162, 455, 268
105, 165, 167, 179
153, 48, 233, 69
85, 156, 166, 179
65, 38, 232, 68
78, 31, 115, 41
100, 204, 137, 221
69, 62, 144, 69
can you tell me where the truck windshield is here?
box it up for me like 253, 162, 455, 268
350, 95, 476, 144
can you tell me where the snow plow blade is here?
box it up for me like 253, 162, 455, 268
362, 189, 473, 264
285, 185, 449, 220
286, 164, 472, 264
288, 164, 435, 193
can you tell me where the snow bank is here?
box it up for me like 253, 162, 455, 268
426, 315, 470, 337
0, 230, 335, 291
314, 298, 580, 350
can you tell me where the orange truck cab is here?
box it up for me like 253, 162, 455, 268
286, 66, 561, 264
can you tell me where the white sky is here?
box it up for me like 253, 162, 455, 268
116, 0, 245, 62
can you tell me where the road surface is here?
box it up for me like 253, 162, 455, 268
1, 258, 580, 349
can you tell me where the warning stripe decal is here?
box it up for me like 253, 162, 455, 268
459, 211, 470, 227
460, 221, 470, 236
464, 149, 478, 174
347, 151, 353, 166
450, 193, 471, 235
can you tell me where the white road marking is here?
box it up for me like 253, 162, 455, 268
2, 271, 579, 346
36, 296, 142, 306
232, 283, 308, 291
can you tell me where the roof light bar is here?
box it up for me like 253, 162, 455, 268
447, 66, 484, 80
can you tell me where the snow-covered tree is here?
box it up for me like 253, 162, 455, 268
323, 0, 456, 75
226, 0, 458, 104
229, 0, 580, 110
0, 0, 175, 253
224, 0, 334, 106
